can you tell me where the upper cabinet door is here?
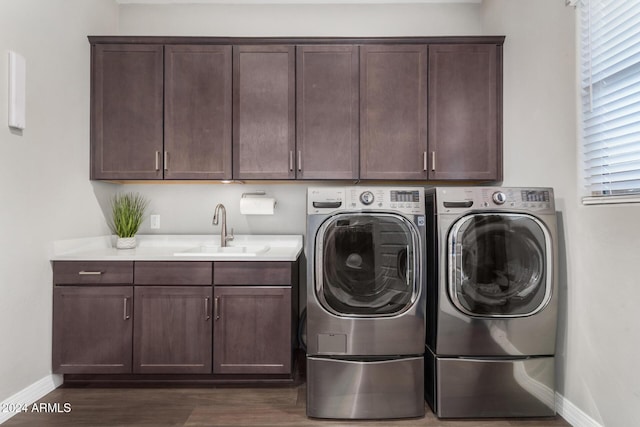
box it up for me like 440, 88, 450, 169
360, 45, 428, 180
428, 44, 502, 180
91, 44, 163, 180
296, 45, 359, 180
164, 45, 232, 180
233, 45, 295, 180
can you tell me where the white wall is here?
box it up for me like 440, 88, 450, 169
118, 2, 483, 37
483, 1, 640, 426
0, 0, 118, 405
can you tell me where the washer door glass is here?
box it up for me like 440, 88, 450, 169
449, 213, 551, 317
316, 213, 419, 316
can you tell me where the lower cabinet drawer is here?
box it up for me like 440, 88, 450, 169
213, 261, 296, 286
134, 261, 213, 285
53, 261, 133, 285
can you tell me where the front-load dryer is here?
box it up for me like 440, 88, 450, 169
425, 187, 558, 418
306, 186, 426, 420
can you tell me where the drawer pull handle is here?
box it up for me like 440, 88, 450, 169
78, 271, 103, 275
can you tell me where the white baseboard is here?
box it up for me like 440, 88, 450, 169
0, 374, 63, 424
556, 392, 604, 427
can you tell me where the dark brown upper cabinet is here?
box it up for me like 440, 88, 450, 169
164, 45, 232, 180
296, 45, 359, 180
233, 45, 295, 180
89, 37, 503, 182
360, 45, 428, 180
428, 44, 502, 180
91, 44, 164, 180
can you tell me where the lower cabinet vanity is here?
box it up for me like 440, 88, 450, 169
52, 259, 298, 383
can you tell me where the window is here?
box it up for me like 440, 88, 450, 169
580, 0, 640, 202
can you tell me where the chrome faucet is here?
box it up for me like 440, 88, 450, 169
213, 203, 234, 247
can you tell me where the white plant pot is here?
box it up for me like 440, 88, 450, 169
116, 236, 137, 249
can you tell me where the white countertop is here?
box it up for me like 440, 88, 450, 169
51, 234, 303, 262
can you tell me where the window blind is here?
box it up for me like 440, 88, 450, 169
581, 0, 640, 197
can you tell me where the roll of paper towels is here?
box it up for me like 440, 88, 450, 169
240, 197, 276, 215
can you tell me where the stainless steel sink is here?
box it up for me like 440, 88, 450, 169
174, 244, 270, 257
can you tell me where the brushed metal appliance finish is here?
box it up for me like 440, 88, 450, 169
426, 348, 555, 418
306, 212, 425, 356
428, 187, 558, 357
425, 186, 559, 418
307, 356, 425, 419
306, 186, 427, 419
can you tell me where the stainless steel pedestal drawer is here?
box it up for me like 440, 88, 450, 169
307, 356, 425, 419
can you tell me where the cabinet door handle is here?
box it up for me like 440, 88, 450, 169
155, 151, 160, 171
431, 151, 436, 172
204, 297, 211, 321
423, 152, 428, 171
123, 297, 130, 320
289, 151, 294, 171
78, 271, 102, 275
298, 150, 302, 171
164, 151, 168, 171
214, 296, 220, 320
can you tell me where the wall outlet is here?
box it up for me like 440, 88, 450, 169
150, 214, 160, 229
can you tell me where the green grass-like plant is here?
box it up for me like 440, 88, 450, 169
109, 192, 149, 238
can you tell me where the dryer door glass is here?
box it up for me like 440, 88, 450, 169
316, 213, 419, 316
449, 213, 551, 317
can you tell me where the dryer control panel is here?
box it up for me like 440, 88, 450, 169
435, 187, 555, 214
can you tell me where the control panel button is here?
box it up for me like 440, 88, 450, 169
360, 191, 375, 205
492, 191, 507, 205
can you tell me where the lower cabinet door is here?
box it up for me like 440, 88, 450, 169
133, 286, 213, 374
53, 286, 133, 374
214, 286, 291, 374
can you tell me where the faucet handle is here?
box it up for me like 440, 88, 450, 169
227, 228, 235, 242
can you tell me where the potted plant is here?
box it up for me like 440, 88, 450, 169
109, 192, 149, 249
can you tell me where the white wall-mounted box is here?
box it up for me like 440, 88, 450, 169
8, 51, 26, 130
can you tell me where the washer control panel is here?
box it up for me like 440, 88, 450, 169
437, 187, 555, 213
347, 187, 424, 214
308, 187, 424, 215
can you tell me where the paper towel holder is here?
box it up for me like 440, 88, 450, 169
241, 191, 267, 198
240, 191, 277, 215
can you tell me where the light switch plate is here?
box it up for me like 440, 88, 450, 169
150, 214, 160, 229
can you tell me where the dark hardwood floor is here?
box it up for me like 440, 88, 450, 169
4, 384, 570, 427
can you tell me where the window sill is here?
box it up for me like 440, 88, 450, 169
582, 195, 640, 206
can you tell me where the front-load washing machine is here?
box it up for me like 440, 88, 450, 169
425, 187, 558, 418
306, 186, 426, 419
